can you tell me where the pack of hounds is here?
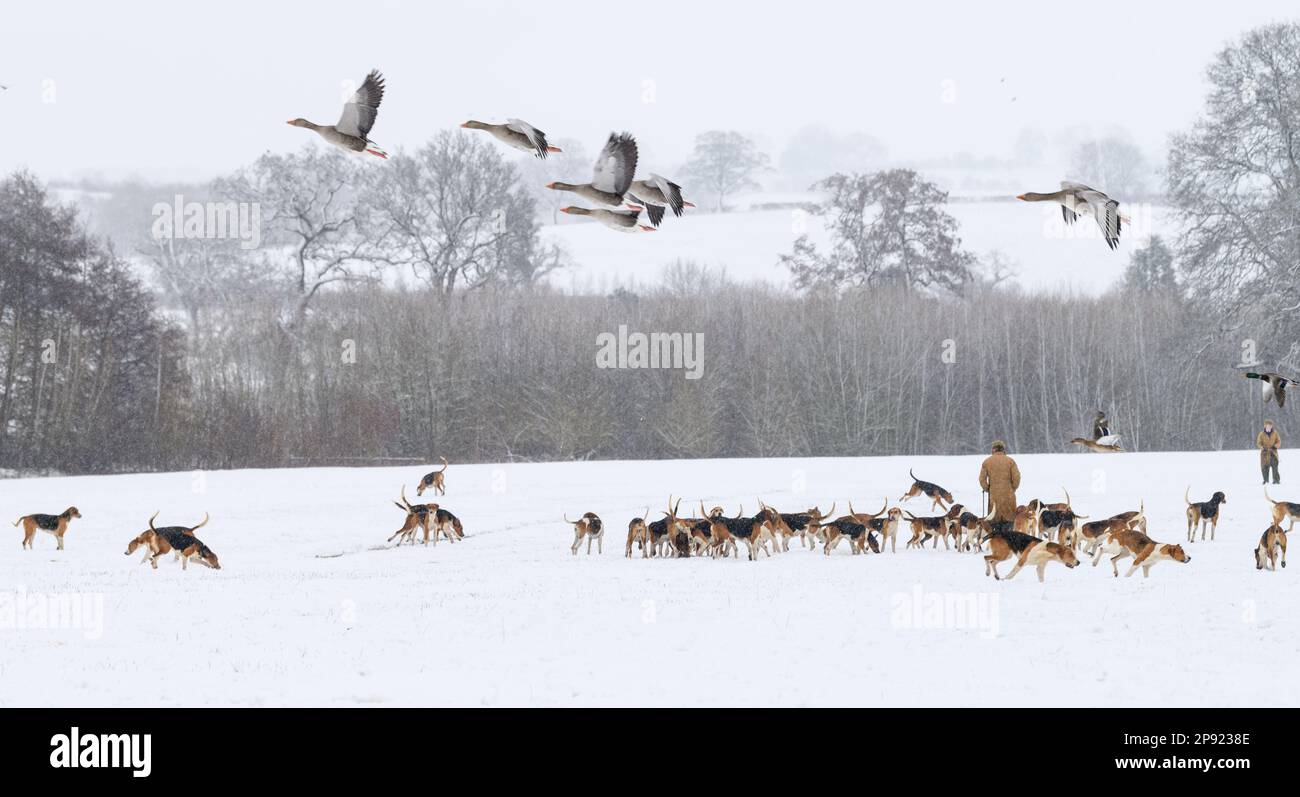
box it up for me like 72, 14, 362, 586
567, 470, 1290, 580
11, 457, 465, 571
11, 459, 1292, 577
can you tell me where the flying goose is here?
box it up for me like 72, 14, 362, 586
547, 132, 638, 208
288, 70, 388, 159
561, 205, 656, 233
462, 119, 561, 159
1243, 371, 1299, 408
1017, 182, 1127, 250
627, 174, 695, 227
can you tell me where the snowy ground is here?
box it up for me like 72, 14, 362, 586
0, 449, 1294, 707
544, 201, 1179, 295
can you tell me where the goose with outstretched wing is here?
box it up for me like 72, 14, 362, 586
546, 132, 638, 208
462, 118, 561, 159
627, 173, 695, 228
1017, 181, 1127, 250
287, 70, 388, 159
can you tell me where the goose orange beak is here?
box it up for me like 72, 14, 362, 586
560, 207, 575, 214
1016, 194, 1027, 201
460, 122, 471, 128
545, 182, 558, 190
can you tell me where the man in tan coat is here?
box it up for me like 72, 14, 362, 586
979, 440, 1021, 522
1257, 420, 1281, 485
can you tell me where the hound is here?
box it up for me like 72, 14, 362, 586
1039, 509, 1086, 550
647, 498, 689, 558
626, 508, 650, 558
775, 503, 835, 550
1070, 437, 1124, 453
1185, 488, 1227, 542
1106, 503, 1148, 534
1091, 529, 1191, 578
685, 517, 716, 557
565, 512, 604, 555
864, 507, 905, 553
389, 486, 454, 546
124, 512, 219, 570
704, 506, 777, 561
1255, 524, 1288, 571
1011, 505, 1038, 537
1264, 487, 1300, 532
15, 507, 81, 551
841, 499, 891, 546
904, 511, 953, 550
1079, 516, 1135, 557
754, 499, 797, 554
900, 469, 954, 512
1031, 489, 1079, 538
417, 457, 449, 497
983, 530, 1079, 582
822, 517, 880, 555
950, 508, 991, 552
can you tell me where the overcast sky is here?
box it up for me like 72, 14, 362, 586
3, 0, 1296, 183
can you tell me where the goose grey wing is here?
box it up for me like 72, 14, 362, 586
631, 194, 665, 227
337, 70, 385, 139
650, 173, 686, 216
1060, 180, 1096, 193
1061, 205, 1079, 225
506, 118, 551, 158
591, 132, 638, 196
1094, 199, 1121, 250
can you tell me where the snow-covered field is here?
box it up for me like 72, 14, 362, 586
545, 201, 1180, 295
1, 449, 1294, 707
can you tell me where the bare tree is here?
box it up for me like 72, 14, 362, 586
682, 130, 770, 212
781, 170, 975, 293
366, 131, 558, 293
1168, 22, 1300, 363
1070, 135, 1153, 199
219, 147, 378, 331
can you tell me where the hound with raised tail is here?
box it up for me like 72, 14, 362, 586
703, 506, 777, 561
1265, 487, 1300, 532
124, 512, 219, 570
847, 501, 904, 552
1091, 529, 1191, 578
821, 516, 880, 555
983, 529, 1079, 582
15, 507, 81, 551
1255, 525, 1288, 571
900, 469, 954, 512
1078, 504, 1146, 556
390, 487, 461, 546
778, 503, 836, 551
1185, 488, 1227, 542
647, 497, 689, 557
566, 512, 604, 555
417, 457, 449, 497
626, 508, 650, 558
905, 511, 954, 549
